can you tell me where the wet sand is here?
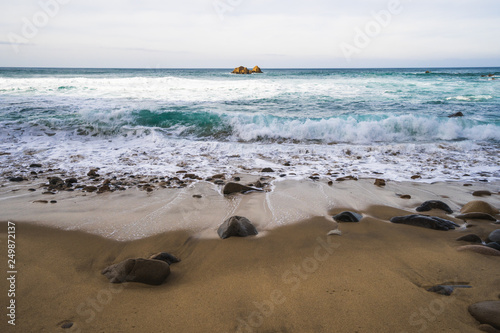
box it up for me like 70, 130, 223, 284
0, 178, 499, 332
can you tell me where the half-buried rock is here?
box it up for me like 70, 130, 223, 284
148, 252, 181, 265
456, 234, 483, 243
488, 229, 500, 243
457, 245, 500, 256
218, 216, 258, 239
461, 200, 499, 216
416, 200, 453, 214
456, 213, 497, 221
468, 301, 500, 329
390, 214, 459, 230
223, 182, 262, 195
102, 258, 170, 285
333, 211, 362, 223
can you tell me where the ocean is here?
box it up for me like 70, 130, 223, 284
0, 67, 499, 183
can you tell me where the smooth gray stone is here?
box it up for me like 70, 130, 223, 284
485, 242, 500, 251
390, 214, 459, 230
456, 234, 483, 243
223, 182, 262, 195
488, 229, 500, 243
468, 301, 500, 329
218, 216, 258, 239
333, 211, 363, 223
416, 200, 453, 214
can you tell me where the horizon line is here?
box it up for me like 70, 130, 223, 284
1, 66, 499, 70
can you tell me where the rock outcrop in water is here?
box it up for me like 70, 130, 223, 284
232, 66, 263, 74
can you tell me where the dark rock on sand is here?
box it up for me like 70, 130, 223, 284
30, 163, 42, 168
87, 168, 100, 178
33, 200, 49, 204
485, 242, 500, 251
416, 200, 453, 214
9, 177, 24, 182
399, 194, 412, 199
60, 321, 74, 329
333, 211, 363, 223
456, 234, 483, 243
488, 230, 500, 243
427, 284, 471, 296
456, 213, 497, 221
448, 111, 464, 118
374, 179, 386, 186
468, 301, 500, 329
461, 201, 499, 215
390, 214, 459, 230
83, 185, 98, 192
473, 190, 492, 197
217, 216, 258, 239
261, 167, 274, 173
223, 182, 261, 195
102, 258, 170, 285
192, 194, 202, 198
65, 178, 78, 185
457, 245, 500, 256
148, 252, 181, 265
184, 173, 201, 180
48, 177, 65, 189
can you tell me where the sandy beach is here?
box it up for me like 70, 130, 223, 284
1, 177, 499, 332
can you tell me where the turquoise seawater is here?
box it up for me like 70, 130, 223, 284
0, 67, 499, 182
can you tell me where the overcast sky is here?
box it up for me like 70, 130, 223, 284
1, 0, 499, 68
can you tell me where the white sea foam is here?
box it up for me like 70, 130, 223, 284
1, 69, 499, 184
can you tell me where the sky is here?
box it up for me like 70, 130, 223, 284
1, 0, 499, 68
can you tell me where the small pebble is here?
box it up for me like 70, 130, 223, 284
61, 322, 73, 329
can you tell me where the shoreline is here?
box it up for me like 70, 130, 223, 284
1, 176, 498, 239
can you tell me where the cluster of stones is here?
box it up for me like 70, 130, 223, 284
232, 66, 263, 74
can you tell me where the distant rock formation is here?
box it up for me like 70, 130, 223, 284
252, 66, 263, 73
448, 111, 464, 118
232, 66, 263, 74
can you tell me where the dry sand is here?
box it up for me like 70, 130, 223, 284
1, 178, 499, 332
